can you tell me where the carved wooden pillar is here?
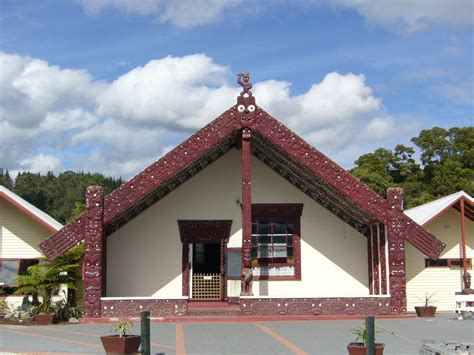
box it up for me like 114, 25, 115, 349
182, 243, 190, 297
367, 229, 373, 295
387, 188, 407, 314
379, 224, 388, 295
372, 225, 380, 295
241, 128, 253, 295
83, 186, 105, 318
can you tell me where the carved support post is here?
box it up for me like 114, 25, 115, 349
83, 186, 105, 318
372, 225, 380, 295
182, 243, 190, 297
379, 225, 388, 295
367, 229, 373, 295
241, 128, 253, 295
387, 188, 407, 314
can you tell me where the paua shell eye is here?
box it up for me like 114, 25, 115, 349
248, 105, 255, 112
237, 104, 245, 112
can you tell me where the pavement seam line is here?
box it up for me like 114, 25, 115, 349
42, 326, 175, 350
255, 322, 308, 355
0, 328, 102, 349
175, 323, 186, 355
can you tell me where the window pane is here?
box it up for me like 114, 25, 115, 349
273, 246, 287, 257
287, 235, 293, 245
251, 247, 258, 258
19, 259, 39, 275
287, 247, 293, 257
287, 223, 294, 234
273, 222, 286, 235
258, 221, 271, 234
1, 260, 20, 285
274, 235, 286, 244
252, 223, 258, 234
259, 235, 271, 244
252, 235, 257, 246
259, 246, 272, 258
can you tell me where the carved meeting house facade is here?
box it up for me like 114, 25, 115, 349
40, 74, 446, 318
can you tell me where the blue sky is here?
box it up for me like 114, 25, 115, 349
0, 0, 472, 178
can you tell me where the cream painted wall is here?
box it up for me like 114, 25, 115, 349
0, 198, 51, 258
406, 208, 474, 311
107, 149, 369, 298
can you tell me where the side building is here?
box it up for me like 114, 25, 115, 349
0, 185, 63, 308
405, 191, 473, 312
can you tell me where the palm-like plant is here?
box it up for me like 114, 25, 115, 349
14, 244, 83, 314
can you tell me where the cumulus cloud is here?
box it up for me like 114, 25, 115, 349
330, 0, 473, 32
97, 54, 236, 130
1, 51, 404, 178
79, 0, 241, 27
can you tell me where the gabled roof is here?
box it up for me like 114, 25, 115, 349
0, 185, 63, 232
405, 191, 474, 226
39, 90, 445, 260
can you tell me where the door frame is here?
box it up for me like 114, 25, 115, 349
178, 220, 232, 300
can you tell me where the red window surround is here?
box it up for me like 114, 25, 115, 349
425, 258, 472, 269
251, 204, 303, 281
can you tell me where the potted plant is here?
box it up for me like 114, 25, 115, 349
347, 322, 385, 355
414, 293, 437, 317
100, 319, 141, 354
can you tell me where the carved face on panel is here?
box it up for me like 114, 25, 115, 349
236, 95, 257, 126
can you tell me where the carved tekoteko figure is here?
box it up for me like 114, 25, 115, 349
462, 271, 473, 294
241, 267, 253, 296
237, 72, 252, 96
236, 73, 257, 126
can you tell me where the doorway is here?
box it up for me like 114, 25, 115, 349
192, 243, 223, 300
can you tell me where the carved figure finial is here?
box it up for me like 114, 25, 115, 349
237, 72, 252, 97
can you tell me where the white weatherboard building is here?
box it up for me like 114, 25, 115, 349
405, 191, 473, 311
0, 185, 63, 307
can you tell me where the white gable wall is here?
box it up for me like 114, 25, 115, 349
0, 198, 51, 258
406, 208, 474, 311
106, 149, 369, 298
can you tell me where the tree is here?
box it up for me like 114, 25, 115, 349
0, 168, 13, 189
14, 244, 84, 313
412, 127, 473, 197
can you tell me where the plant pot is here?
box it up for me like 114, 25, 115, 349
100, 335, 141, 354
347, 342, 385, 355
34, 314, 55, 325
414, 306, 437, 317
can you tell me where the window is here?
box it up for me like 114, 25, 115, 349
0, 259, 39, 294
251, 204, 303, 280
425, 258, 472, 270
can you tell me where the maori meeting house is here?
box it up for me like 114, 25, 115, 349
39, 73, 472, 319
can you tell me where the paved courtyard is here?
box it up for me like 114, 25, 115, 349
0, 314, 472, 354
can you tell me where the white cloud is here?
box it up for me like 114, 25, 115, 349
330, 0, 473, 32
97, 54, 236, 130
19, 154, 63, 175
79, 0, 241, 27
1, 51, 409, 178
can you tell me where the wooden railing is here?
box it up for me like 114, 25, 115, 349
192, 273, 222, 300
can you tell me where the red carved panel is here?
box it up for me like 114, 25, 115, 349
386, 188, 406, 314
367, 230, 373, 295
372, 225, 380, 295
177, 220, 232, 243
182, 243, 189, 297
83, 186, 105, 318
240, 297, 391, 316
379, 225, 388, 295
101, 299, 188, 317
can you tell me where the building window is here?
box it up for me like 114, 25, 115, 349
0, 259, 39, 294
251, 204, 303, 280
425, 258, 472, 270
